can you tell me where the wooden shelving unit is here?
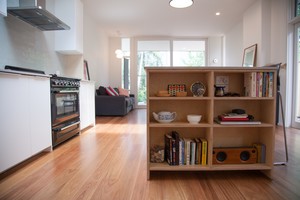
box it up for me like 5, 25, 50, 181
146, 67, 277, 179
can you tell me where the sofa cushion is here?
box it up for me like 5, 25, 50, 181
118, 87, 129, 97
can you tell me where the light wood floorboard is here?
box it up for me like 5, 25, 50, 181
0, 109, 299, 200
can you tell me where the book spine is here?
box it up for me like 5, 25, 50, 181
197, 140, 202, 165
244, 72, 256, 97
172, 131, 180, 165
165, 134, 172, 165
195, 138, 201, 165
219, 116, 249, 121
269, 72, 274, 97
179, 139, 184, 165
262, 72, 267, 97
261, 144, 266, 163
258, 72, 263, 97
186, 140, 191, 165
190, 141, 196, 165
201, 138, 207, 165
265, 72, 269, 97
172, 139, 176, 165
251, 72, 257, 97
181, 139, 185, 165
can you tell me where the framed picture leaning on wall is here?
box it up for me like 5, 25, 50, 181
83, 60, 90, 80
242, 44, 257, 67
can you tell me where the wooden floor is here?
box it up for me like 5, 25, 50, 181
0, 109, 300, 200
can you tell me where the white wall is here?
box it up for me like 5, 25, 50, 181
224, 20, 243, 66
83, 10, 109, 88
243, 1, 263, 66
208, 37, 223, 66
108, 37, 122, 87
0, 13, 65, 75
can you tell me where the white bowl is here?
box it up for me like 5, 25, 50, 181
187, 115, 202, 124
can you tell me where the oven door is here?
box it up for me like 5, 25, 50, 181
51, 91, 79, 126
52, 120, 80, 146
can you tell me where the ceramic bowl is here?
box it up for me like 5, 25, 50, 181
153, 111, 177, 123
187, 114, 202, 124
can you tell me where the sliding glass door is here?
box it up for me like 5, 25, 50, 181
293, 23, 300, 128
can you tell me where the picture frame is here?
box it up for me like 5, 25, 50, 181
242, 44, 257, 67
83, 60, 90, 80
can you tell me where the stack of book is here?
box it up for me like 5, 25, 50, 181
165, 131, 208, 166
244, 72, 274, 97
214, 113, 261, 125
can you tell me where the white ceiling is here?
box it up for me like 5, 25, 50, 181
83, 0, 257, 37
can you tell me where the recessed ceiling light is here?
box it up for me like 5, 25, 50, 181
216, 12, 221, 16
170, 0, 194, 8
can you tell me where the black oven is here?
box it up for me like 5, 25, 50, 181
50, 76, 81, 147
51, 87, 79, 126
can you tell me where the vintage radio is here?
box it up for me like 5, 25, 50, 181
213, 147, 257, 164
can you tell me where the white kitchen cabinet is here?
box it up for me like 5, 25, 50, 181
55, 0, 83, 54
80, 80, 95, 130
28, 76, 52, 153
0, 72, 52, 173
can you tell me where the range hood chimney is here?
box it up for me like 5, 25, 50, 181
7, 0, 70, 31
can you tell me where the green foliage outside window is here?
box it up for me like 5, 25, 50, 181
137, 46, 206, 105
137, 51, 164, 104
182, 51, 205, 66
296, 0, 300, 16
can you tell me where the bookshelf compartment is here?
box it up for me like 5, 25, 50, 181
149, 127, 211, 168
213, 127, 273, 166
213, 127, 272, 147
214, 72, 245, 95
148, 70, 213, 97
214, 99, 275, 124
149, 100, 212, 124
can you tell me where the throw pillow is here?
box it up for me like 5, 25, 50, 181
98, 86, 107, 95
106, 87, 116, 96
108, 86, 119, 96
118, 87, 129, 97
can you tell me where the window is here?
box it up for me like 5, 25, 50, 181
121, 38, 130, 90
137, 40, 170, 105
296, 0, 300, 17
136, 39, 207, 106
173, 40, 206, 66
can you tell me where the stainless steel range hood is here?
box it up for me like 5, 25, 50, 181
7, 0, 70, 31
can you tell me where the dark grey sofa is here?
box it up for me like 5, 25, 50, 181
95, 87, 135, 116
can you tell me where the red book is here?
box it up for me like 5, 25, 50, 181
218, 116, 249, 121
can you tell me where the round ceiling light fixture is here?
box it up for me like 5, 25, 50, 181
169, 0, 193, 8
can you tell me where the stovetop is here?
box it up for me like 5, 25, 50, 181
50, 74, 80, 87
